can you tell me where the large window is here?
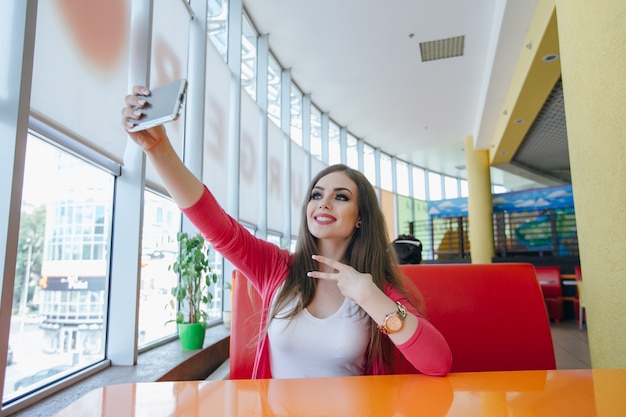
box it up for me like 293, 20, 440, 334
363, 143, 376, 186
267, 55, 282, 127
493, 184, 507, 194
310, 105, 323, 160
346, 133, 359, 170
428, 172, 443, 201
266, 233, 282, 248
289, 83, 302, 147
412, 166, 426, 201
206, 248, 225, 323
241, 15, 257, 100
328, 120, 341, 165
396, 160, 410, 196
444, 175, 459, 199
460, 179, 469, 198
207, 0, 228, 61
380, 154, 393, 191
138, 191, 181, 348
290, 83, 303, 146
5, 134, 114, 402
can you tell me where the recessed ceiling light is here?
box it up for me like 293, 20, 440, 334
542, 54, 560, 62
514, 119, 526, 124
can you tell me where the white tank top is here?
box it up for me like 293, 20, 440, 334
268, 288, 370, 379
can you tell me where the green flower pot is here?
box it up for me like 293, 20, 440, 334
177, 322, 206, 350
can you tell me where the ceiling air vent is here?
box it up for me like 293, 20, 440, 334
419, 35, 465, 62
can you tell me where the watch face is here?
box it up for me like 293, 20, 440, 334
386, 315, 403, 332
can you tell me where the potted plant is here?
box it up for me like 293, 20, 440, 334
168, 231, 218, 350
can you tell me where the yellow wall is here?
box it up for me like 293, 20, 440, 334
555, 0, 626, 368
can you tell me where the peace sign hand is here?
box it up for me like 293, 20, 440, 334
308, 255, 378, 305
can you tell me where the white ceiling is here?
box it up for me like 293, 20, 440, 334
242, 0, 562, 191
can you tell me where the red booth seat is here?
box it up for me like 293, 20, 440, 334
399, 263, 556, 373
534, 266, 564, 323
563, 266, 585, 329
230, 263, 556, 378
230, 270, 263, 380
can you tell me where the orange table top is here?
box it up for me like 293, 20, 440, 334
55, 369, 626, 417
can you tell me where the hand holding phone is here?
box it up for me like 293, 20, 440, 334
128, 79, 187, 132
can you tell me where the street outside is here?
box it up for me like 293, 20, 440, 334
3, 317, 102, 401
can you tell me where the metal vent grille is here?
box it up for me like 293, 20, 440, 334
420, 36, 465, 62
513, 79, 571, 183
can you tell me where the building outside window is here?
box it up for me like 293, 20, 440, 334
5, 134, 113, 401
137, 191, 181, 348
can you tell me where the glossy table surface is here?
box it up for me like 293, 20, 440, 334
54, 369, 626, 416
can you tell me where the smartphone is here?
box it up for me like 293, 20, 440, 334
128, 79, 188, 132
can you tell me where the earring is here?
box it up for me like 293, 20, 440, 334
356, 220, 362, 228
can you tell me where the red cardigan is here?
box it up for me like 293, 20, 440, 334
182, 186, 452, 378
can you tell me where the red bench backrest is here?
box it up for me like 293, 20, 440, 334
399, 263, 556, 372
230, 262, 556, 378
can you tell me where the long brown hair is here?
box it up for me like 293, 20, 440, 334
269, 164, 424, 371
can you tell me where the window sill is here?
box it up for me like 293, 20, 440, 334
9, 324, 230, 417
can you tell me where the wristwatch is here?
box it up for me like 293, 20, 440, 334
378, 302, 408, 334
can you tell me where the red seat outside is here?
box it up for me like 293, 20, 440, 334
569, 266, 584, 326
534, 266, 564, 323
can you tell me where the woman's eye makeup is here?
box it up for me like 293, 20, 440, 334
310, 187, 353, 202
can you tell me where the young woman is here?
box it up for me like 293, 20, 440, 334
123, 86, 452, 378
